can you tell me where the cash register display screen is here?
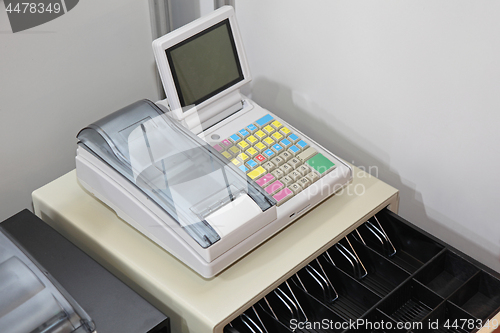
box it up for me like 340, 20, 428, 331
166, 19, 244, 109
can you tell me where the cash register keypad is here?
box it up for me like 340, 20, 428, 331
213, 114, 337, 206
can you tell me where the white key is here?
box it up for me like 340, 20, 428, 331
297, 147, 317, 162
279, 151, 292, 162
289, 183, 302, 195
281, 175, 294, 187
271, 169, 285, 179
288, 157, 302, 169
289, 170, 302, 182
297, 177, 311, 189
306, 172, 320, 183
297, 164, 311, 176
279, 163, 293, 175
271, 156, 285, 167
262, 161, 276, 172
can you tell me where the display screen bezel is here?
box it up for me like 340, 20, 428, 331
165, 19, 244, 110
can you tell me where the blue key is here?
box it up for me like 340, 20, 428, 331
280, 138, 291, 148
239, 165, 249, 173
289, 145, 300, 155
255, 114, 274, 127
264, 149, 275, 158
229, 133, 241, 143
247, 124, 257, 133
296, 140, 308, 150
238, 129, 250, 138
246, 159, 258, 169
288, 133, 299, 143
272, 144, 283, 153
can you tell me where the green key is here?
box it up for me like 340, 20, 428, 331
306, 153, 336, 176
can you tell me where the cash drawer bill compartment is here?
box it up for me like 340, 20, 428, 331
224, 208, 500, 333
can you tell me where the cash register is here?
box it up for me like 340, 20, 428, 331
75, 6, 353, 278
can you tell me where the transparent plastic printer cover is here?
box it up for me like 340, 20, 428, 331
77, 100, 274, 248
0, 229, 95, 333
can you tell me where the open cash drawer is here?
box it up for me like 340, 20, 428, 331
224, 208, 500, 333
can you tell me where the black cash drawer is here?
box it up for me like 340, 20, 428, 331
224, 208, 500, 333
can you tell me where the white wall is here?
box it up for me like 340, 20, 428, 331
236, 1, 500, 272
0, 0, 160, 221
170, 0, 214, 30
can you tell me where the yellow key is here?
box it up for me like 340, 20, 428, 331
238, 140, 249, 150
254, 142, 267, 152
237, 153, 249, 162
271, 120, 283, 130
231, 158, 241, 167
221, 151, 232, 159
246, 147, 258, 157
263, 125, 275, 135
254, 130, 266, 140
229, 146, 240, 155
247, 166, 266, 180
280, 127, 291, 136
263, 137, 275, 147
246, 135, 258, 145
272, 132, 283, 141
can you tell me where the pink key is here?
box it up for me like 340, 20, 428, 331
221, 139, 232, 147
273, 187, 293, 204
256, 173, 275, 187
212, 144, 223, 152
265, 180, 284, 195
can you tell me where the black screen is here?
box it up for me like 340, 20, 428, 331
166, 19, 244, 108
